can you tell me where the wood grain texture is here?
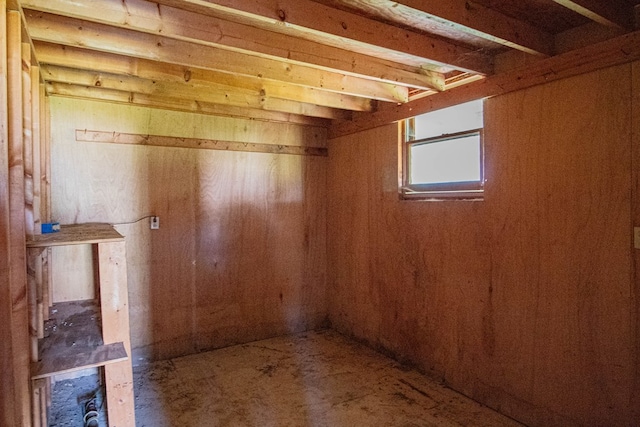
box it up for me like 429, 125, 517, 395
27, 223, 124, 247
22, 42, 33, 236
327, 65, 635, 426
330, 29, 640, 138
22, 0, 445, 90
0, 2, 17, 425
25, 10, 409, 103
7, 10, 30, 426
98, 241, 136, 426
32, 343, 127, 379
50, 97, 327, 362
76, 130, 328, 157
631, 60, 640, 423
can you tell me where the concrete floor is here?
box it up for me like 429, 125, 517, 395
131, 330, 522, 427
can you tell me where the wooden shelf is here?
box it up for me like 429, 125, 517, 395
31, 301, 128, 380
26, 222, 136, 425
26, 223, 124, 248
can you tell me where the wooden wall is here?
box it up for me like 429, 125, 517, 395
49, 98, 327, 362
327, 63, 638, 426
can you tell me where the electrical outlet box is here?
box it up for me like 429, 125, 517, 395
150, 216, 160, 230
635, 227, 640, 249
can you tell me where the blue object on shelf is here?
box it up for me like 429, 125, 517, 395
41, 222, 60, 233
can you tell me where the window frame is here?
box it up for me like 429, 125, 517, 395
400, 118, 485, 201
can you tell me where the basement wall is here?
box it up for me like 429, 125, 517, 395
327, 62, 639, 426
49, 98, 328, 362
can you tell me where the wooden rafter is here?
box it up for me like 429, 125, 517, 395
24, 10, 409, 103
552, 0, 634, 29
45, 83, 346, 123
40, 64, 374, 112
329, 29, 640, 138
20, 0, 446, 92
392, 0, 554, 56
152, 0, 494, 75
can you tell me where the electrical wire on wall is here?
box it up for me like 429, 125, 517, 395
110, 215, 156, 227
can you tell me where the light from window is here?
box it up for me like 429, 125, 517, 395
402, 99, 484, 200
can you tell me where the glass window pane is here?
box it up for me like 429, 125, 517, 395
409, 134, 480, 184
413, 99, 483, 140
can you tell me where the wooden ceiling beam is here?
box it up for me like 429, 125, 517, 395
34, 42, 372, 111
392, 0, 554, 56
40, 63, 373, 112
329, 29, 640, 138
24, 10, 409, 103
152, 0, 493, 75
551, 0, 634, 30
45, 83, 349, 122
21, 0, 445, 92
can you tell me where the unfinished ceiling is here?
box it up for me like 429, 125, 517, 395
16, 0, 640, 130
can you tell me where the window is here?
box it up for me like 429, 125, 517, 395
401, 99, 484, 200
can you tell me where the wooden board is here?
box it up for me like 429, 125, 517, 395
49, 97, 328, 363
75, 129, 328, 157
26, 223, 124, 247
0, 2, 17, 425
327, 64, 635, 426
32, 300, 128, 380
7, 10, 30, 426
31, 342, 127, 379
631, 60, 640, 422
98, 241, 136, 426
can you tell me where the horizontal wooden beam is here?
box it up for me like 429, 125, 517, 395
45, 83, 337, 125
41, 64, 373, 112
24, 10, 409, 103
392, 0, 554, 56
329, 29, 640, 138
21, 0, 446, 91
153, 0, 493, 75
76, 130, 328, 157
46, 79, 350, 120
552, 0, 634, 30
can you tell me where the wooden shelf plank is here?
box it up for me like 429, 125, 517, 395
31, 300, 127, 379
31, 342, 127, 379
26, 223, 123, 247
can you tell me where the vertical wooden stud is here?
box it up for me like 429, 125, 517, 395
35, 248, 44, 339
7, 9, 31, 427
31, 385, 41, 427
38, 380, 49, 427
31, 65, 40, 235
22, 42, 33, 237
98, 241, 136, 426
27, 248, 38, 362
0, 1, 17, 425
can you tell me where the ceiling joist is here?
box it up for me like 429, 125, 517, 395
330, 29, 640, 138
41, 64, 374, 113
46, 83, 347, 123
391, 0, 554, 56
24, 9, 410, 103
152, 0, 494, 75
552, 0, 635, 30
15, 0, 640, 133
20, 0, 446, 92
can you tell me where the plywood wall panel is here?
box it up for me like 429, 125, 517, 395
194, 149, 327, 351
328, 64, 635, 426
50, 97, 327, 362
630, 60, 640, 423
